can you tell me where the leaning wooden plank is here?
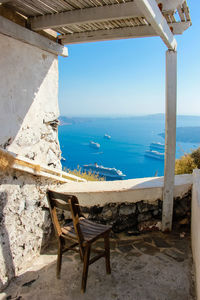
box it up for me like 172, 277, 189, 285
0, 15, 68, 57
0, 148, 86, 182
12, 162, 70, 183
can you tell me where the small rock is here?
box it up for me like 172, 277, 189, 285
138, 220, 162, 232
180, 232, 186, 238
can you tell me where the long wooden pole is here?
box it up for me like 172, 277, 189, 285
162, 50, 177, 232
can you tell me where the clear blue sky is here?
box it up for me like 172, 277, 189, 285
58, 1, 200, 117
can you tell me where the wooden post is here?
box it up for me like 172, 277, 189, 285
162, 50, 177, 232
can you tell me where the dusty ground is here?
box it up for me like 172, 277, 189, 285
1, 230, 195, 300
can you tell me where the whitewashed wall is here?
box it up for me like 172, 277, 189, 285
0, 33, 62, 290
192, 169, 200, 300
0, 33, 61, 168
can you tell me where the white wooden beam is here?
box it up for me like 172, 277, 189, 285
59, 22, 189, 45
155, 0, 185, 12
60, 26, 155, 45
30, 2, 141, 31
135, 0, 177, 50
0, 15, 68, 57
162, 50, 177, 232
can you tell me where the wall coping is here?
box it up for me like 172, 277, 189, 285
56, 174, 193, 207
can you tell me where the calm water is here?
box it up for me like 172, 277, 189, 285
58, 115, 200, 179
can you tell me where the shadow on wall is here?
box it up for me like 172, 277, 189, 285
0, 172, 58, 292
0, 191, 15, 289
0, 33, 58, 151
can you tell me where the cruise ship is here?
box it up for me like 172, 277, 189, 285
83, 163, 126, 180
145, 150, 165, 160
150, 142, 165, 151
89, 141, 100, 149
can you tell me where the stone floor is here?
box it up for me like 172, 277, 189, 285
0, 230, 195, 300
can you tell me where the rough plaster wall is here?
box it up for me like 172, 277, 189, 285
0, 170, 62, 291
0, 33, 61, 168
0, 34, 63, 290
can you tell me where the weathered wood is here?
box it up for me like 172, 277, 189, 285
135, 0, 177, 50
162, 50, 177, 232
104, 235, 111, 274
81, 245, 91, 293
30, 2, 141, 30
0, 15, 68, 57
47, 190, 111, 293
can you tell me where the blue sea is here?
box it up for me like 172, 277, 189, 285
58, 115, 200, 180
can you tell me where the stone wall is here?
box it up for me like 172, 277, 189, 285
80, 190, 191, 234
0, 170, 62, 290
0, 34, 62, 290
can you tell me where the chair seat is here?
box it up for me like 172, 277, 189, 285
61, 217, 111, 242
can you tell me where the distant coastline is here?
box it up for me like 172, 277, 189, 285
159, 127, 200, 143
59, 115, 200, 143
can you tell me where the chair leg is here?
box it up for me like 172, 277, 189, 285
104, 234, 111, 274
81, 245, 91, 293
57, 238, 63, 279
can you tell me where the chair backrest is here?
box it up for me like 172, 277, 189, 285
47, 190, 84, 244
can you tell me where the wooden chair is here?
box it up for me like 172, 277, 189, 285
47, 190, 111, 293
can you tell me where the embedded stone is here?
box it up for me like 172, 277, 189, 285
119, 204, 136, 216
137, 212, 152, 222
137, 201, 158, 213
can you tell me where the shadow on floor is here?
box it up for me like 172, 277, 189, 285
1, 231, 195, 300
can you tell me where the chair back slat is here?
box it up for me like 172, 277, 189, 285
69, 197, 84, 244
47, 190, 84, 244
46, 191, 63, 236
52, 198, 69, 211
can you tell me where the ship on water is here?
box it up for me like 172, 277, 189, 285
89, 141, 100, 149
145, 150, 165, 160
150, 142, 165, 151
83, 163, 126, 180
104, 134, 111, 139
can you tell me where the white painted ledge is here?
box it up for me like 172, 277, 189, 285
56, 174, 192, 207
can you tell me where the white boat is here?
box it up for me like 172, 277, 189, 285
83, 163, 126, 179
104, 134, 111, 139
150, 142, 165, 151
89, 141, 100, 149
145, 150, 164, 160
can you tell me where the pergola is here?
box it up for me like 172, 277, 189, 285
0, 0, 191, 231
